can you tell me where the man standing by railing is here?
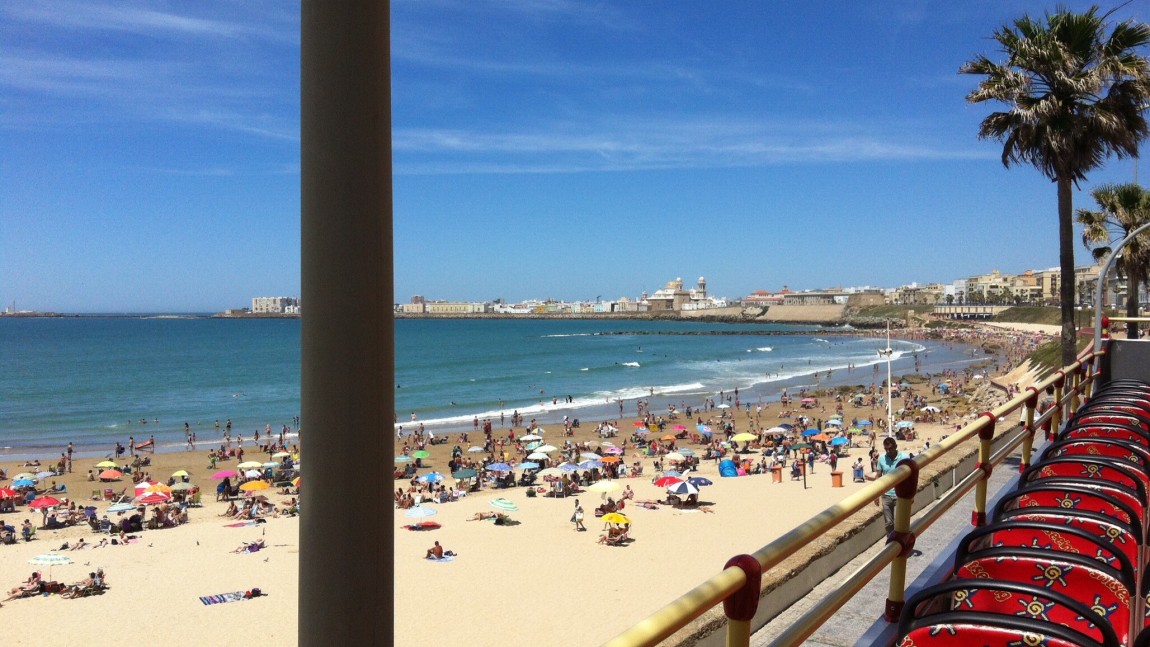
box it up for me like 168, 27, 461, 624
869, 436, 908, 535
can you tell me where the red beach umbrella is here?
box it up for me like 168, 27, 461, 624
0, 488, 17, 499
29, 496, 60, 509
99, 469, 123, 480
653, 476, 683, 488
137, 492, 171, 505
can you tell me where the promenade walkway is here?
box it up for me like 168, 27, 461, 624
749, 448, 1025, 646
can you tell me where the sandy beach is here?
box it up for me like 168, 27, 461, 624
0, 323, 1055, 646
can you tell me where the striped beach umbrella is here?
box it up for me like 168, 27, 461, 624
489, 498, 518, 512
29, 552, 72, 579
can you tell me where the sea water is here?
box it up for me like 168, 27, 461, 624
0, 317, 984, 458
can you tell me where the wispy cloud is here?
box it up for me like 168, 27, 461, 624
2, 2, 294, 41
393, 119, 992, 175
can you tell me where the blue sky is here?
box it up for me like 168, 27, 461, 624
2, 1, 1147, 312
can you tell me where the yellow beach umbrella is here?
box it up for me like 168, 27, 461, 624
587, 480, 621, 493
240, 480, 269, 492
95, 460, 117, 469
171, 470, 190, 478
145, 483, 172, 495
731, 432, 757, 442
600, 512, 631, 525
237, 461, 263, 470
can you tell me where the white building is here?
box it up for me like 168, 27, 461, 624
252, 297, 300, 314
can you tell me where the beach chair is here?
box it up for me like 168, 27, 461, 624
102, 488, 115, 501
188, 491, 202, 507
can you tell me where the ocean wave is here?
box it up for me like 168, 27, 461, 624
621, 362, 640, 367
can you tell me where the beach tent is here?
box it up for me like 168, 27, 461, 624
718, 459, 739, 478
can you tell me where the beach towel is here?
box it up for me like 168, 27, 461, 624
426, 555, 455, 563
199, 588, 266, 605
402, 522, 441, 531
224, 521, 260, 528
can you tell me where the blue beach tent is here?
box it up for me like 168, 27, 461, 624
718, 459, 739, 478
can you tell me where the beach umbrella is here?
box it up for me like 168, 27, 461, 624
660, 434, 676, 441
665, 452, 685, 462
261, 462, 280, 469
801, 398, 814, 403
687, 477, 712, 487
237, 461, 263, 470
99, 469, 123, 480
145, 483, 172, 495
29, 496, 60, 509
171, 470, 190, 478
849, 427, 866, 435
666, 481, 699, 496
791, 443, 812, 451
674, 424, 687, 431
170, 482, 195, 492
829, 414, 843, 419
601, 442, 615, 447
765, 426, 788, 434
603, 446, 623, 455
534, 445, 558, 453
13, 473, 37, 482
587, 480, 621, 493
599, 456, 621, 464
678, 448, 696, 457
418, 472, 444, 484
577, 460, 602, 470
489, 498, 518, 513
525, 442, 541, 451
857, 420, 872, 427
516, 462, 539, 471
825, 419, 843, 426
600, 512, 631, 525
519, 434, 542, 442
0, 487, 17, 499
272, 451, 292, 459
405, 505, 437, 519
411, 450, 429, 459
697, 424, 712, 436
394, 455, 412, 463
452, 468, 478, 480
536, 468, 565, 478
921, 406, 941, 413
732, 432, 757, 442
526, 452, 550, 461
661, 470, 681, 478
635, 428, 650, 436
632, 421, 647, 427
486, 463, 512, 472
243, 469, 262, 479
580, 452, 602, 460
653, 476, 682, 488
35, 471, 55, 480
778, 423, 794, 430
292, 477, 301, 488
13, 479, 35, 488
830, 437, 849, 447
239, 480, 270, 492
136, 492, 170, 505
29, 552, 72, 579
467, 446, 485, 453
810, 434, 830, 442
95, 460, 117, 469
716, 403, 731, 409
558, 463, 579, 472
801, 429, 820, 437
896, 421, 915, 428
107, 502, 136, 514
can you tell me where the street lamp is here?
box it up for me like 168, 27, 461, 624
877, 321, 895, 435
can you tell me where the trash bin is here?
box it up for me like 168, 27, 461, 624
771, 466, 782, 483
830, 471, 843, 488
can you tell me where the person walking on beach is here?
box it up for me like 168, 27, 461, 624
572, 500, 586, 531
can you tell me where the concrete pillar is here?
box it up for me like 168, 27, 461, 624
300, 2, 393, 645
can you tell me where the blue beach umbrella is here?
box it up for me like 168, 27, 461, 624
558, 463, 579, 472
661, 470, 681, 478
13, 479, 34, 488
486, 462, 512, 472
451, 468, 478, 480
578, 460, 603, 470
829, 437, 849, 447
856, 420, 872, 427
778, 424, 794, 430
895, 421, 915, 428
418, 472, 444, 484
824, 419, 842, 426
687, 476, 712, 487
516, 462, 539, 471
394, 455, 412, 463
801, 428, 820, 437
677, 448, 696, 457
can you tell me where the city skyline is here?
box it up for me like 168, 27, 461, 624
3, 1, 1147, 313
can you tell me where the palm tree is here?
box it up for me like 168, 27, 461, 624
1077, 182, 1150, 337
961, 6, 1150, 365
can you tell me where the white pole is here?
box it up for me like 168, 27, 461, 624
878, 322, 894, 434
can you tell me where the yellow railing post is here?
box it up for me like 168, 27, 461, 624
972, 412, 996, 527
884, 458, 919, 622
1021, 387, 1038, 473
1069, 364, 1082, 412
723, 554, 761, 647
1050, 372, 1065, 440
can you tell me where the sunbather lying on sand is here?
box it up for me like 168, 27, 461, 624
232, 539, 266, 554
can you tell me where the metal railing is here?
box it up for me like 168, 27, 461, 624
605, 348, 1101, 647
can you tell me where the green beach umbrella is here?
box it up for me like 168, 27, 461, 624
412, 450, 430, 459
